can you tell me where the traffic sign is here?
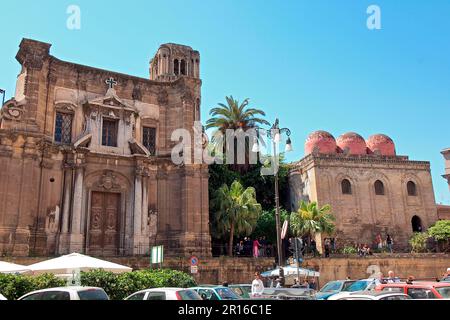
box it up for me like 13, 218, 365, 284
190, 256, 199, 266
190, 266, 198, 274
281, 220, 289, 239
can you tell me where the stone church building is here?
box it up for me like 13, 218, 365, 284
289, 131, 439, 250
0, 39, 211, 257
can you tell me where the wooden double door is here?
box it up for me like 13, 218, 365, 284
88, 192, 121, 256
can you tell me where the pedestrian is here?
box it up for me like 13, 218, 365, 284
253, 238, 261, 258
292, 279, 301, 288
331, 237, 336, 253
442, 268, 450, 282
251, 272, 265, 297
275, 278, 283, 288
222, 282, 229, 287
387, 270, 400, 283
386, 234, 394, 253
309, 278, 317, 290
376, 234, 383, 250
406, 276, 415, 285
324, 238, 331, 258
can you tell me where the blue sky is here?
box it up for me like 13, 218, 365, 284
0, 0, 449, 203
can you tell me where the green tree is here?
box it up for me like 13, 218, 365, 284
427, 220, 450, 252
409, 232, 429, 253
206, 96, 269, 172
251, 208, 290, 244
212, 180, 262, 256
289, 201, 336, 241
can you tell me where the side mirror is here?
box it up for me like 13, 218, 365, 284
201, 293, 208, 300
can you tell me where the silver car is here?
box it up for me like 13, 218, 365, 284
18, 286, 109, 300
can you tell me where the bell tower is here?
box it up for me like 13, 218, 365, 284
150, 43, 200, 82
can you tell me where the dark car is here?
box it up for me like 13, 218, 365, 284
316, 280, 356, 300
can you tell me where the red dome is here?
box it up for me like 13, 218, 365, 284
366, 134, 396, 156
305, 131, 337, 155
336, 132, 367, 155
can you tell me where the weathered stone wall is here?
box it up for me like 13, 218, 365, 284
7, 255, 449, 288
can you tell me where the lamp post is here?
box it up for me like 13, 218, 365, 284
252, 118, 292, 267
0, 89, 5, 107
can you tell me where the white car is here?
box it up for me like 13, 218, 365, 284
329, 291, 411, 300
18, 287, 109, 300
327, 278, 378, 300
125, 288, 202, 300
0, 293, 7, 300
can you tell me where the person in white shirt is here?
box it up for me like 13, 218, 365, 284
251, 272, 265, 297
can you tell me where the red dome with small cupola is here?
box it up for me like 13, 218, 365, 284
336, 132, 367, 155
305, 131, 337, 155
366, 134, 396, 156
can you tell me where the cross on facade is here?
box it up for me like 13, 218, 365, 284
105, 77, 117, 89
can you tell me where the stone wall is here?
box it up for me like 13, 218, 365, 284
6, 255, 449, 288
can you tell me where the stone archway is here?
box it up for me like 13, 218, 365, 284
411, 215, 423, 233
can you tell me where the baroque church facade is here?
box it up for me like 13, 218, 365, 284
289, 131, 439, 250
0, 39, 211, 257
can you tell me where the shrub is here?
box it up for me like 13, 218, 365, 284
80, 268, 197, 300
342, 246, 357, 255
409, 232, 429, 253
0, 273, 65, 300
0, 268, 196, 300
428, 220, 450, 242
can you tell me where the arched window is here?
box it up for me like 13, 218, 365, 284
341, 179, 352, 195
374, 180, 385, 195
411, 215, 423, 232
407, 181, 417, 196
174, 59, 179, 75
180, 60, 186, 75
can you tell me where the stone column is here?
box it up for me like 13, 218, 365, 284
69, 153, 86, 253
61, 168, 72, 234
141, 174, 149, 234
133, 165, 143, 254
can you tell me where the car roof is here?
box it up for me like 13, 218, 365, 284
380, 282, 450, 288
26, 286, 102, 292
134, 287, 187, 293
349, 291, 402, 297
192, 286, 228, 289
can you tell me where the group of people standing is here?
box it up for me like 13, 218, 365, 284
235, 236, 273, 258
357, 233, 394, 256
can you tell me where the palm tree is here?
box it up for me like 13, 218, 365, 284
290, 201, 336, 244
212, 180, 262, 256
206, 96, 270, 170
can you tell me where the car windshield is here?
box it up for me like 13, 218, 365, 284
215, 288, 240, 300
320, 281, 342, 292
435, 286, 450, 298
177, 290, 203, 300
343, 280, 370, 292
78, 289, 109, 300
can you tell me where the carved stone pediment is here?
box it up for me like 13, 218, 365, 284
73, 133, 92, 148
86, 88, 138, 113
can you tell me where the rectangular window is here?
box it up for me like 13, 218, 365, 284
102, 119, 118, 147
142, 127, 156, 155
54, 112, 73, 144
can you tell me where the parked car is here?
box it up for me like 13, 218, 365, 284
254, 288, 317, 300
229, 284, 252, 299
324, 278, 378, 300
329, 291, 411, 300
376, 281, 450, 299
191, 286, 241, 300
125, 288, 202, 300
0, 293, 7, 300
316, 280, 356, 300
18, 287, 109, 300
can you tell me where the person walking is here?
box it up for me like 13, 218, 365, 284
310, 239, 318, 257
376, 234, 383, 250
253, 238, 261, 258
386, 234, 394, 253
251, 272, 265, 297
387, 270, 400, 283
324, 238, 331, 258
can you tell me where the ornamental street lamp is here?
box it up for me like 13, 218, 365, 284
252, 118, 292, 267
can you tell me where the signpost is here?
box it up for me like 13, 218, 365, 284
190, 256, 199, 274
151, 245, 164, 269
281, 220, 289, 240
